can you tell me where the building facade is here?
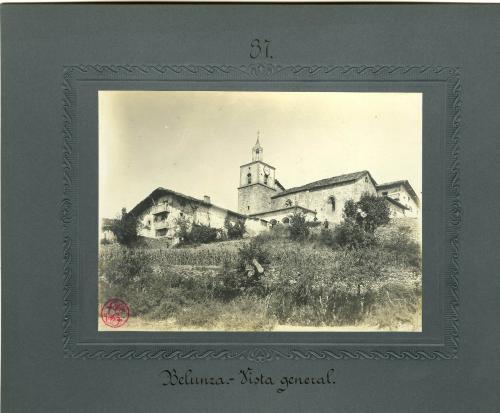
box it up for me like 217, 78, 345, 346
104, 138, 420, 243
127, 188, 267, 244
237, 139, 420, 226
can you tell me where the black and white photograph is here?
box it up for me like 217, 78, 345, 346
98, 91, 422, 332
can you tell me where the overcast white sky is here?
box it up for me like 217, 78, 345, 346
99, 91, 421, 220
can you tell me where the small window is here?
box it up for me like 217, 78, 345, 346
285, 199, 293, 207
156, 228, 167, 237
282, 217, 290, 224
247, 206, 250, 211
247, 173, 252, 184
328, 196, 336, 212
264, 175, 268, 185
365, 176, 368, 182
180, 212, 184, 217
270, 219, 277, 227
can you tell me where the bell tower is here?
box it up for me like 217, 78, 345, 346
238, 133, 277, 215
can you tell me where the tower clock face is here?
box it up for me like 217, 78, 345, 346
263, 166, 270, 175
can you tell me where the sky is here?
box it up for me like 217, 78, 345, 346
99, 91, 422, 220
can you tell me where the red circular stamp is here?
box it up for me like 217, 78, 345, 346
100, 298, 130, 328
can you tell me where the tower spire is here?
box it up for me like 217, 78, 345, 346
252, 132, 263, 161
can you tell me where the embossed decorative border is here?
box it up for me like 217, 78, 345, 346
62, 64, 461, 361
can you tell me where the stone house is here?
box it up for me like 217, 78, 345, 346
127, 187, 267, 244
376, 180, 420, 218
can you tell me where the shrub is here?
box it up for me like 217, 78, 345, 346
233, 238, 271, 292
224, 216, 246, 240
175, 217, 219, 245
306, 220, 322, 228
289, 210, 310, 241
254, 223, 289, 242
377, 225, 421, 270
189, 223, 219, 244
99, 247, 152, 290
103, 210, 140, 246
174, 216, 191, 243
343, 193, 390, 234
319, 227, 338, 248
333, 219, 375, 248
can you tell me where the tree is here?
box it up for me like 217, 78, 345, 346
343, 193, 390, 234
289, 210, 310, 241
334, 194, 390, 249
104, 208, 140, 246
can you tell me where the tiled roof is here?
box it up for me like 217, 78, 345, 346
129, 187, 245, 218
271, 170, 375, 198
384, 196, 410, 210
377, 180, 420, 206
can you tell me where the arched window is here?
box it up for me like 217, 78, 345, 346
264, 175, 268, 185
247, 173, 252, 184
328, 196, 336, 212
285, 199, 293, 207
270, 219, 277, 227
282, 217, 290, 224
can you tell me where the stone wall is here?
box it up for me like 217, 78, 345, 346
238, 183, 277, 215
377, 184, 420, 218
271, 174, 377, 225
250, 207, 317, 225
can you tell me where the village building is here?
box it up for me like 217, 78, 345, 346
238, 138, 420, 225
127, 187, 267, 244
103, 137, 420, 243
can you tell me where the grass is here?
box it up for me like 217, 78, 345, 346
99, 221, 422, 331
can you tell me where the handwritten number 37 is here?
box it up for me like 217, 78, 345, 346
250, 39, 273, 59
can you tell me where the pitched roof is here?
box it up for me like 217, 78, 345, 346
129, 187, 245, 218
248, 205, 317, 218
274, 178, 286, 192
271, 170, 376, 199
377, 180, 420, 206
384, 196, 409, 210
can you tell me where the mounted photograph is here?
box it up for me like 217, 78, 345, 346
98, 90, 422, 332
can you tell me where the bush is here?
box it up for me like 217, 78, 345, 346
175, 216, 191, 243
319, 227, 338, 248
343, 193, 390, 234
189, 223, 219, 244
99, 247, 152, 290
289, 210, 310, 241
233, 238, 271, 293
224, 216, 246, 240
103, 211, 140, 246
175, 216, 219, 245
333, 219, 375, 248
254, 223, 289, 242
377, 225, 421, 270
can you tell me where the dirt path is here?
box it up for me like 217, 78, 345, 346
98, 317, 420, 332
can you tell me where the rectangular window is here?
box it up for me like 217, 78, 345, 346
155, 228, 167, 237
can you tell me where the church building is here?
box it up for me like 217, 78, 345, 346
237, 138, 420, 226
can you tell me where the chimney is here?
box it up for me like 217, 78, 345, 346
203, 195, 211, 204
